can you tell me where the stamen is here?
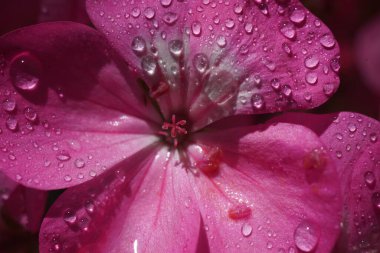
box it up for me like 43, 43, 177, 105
159, 114, 188, 147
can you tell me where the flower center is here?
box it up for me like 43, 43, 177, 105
158, 114, 188, 147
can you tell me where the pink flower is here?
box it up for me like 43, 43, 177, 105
0, 0, 353, 252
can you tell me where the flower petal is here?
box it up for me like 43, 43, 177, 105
39, 146, 201, 253
268, 112, 380, 252
188, 122, 341, 252
0, 22, 159, 189
87, 0, 340, 129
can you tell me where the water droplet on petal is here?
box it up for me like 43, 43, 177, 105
304, 55, 319, 69
305, 72, 318, 85
323, 83, 335, 96
131, 7, 141, 18
369, 133, 378, 143
205, 71, 237, 104
56, 151, 71, 161
143, 7, 155, 20
225, 18, 235, 29
64, 175, 72, 182
348, 123, 357, 133
364, 171, 376, 189
24, 107, 38, 122
10, 51, 42, 91
163, 12, 178, 25
63, 209, 77, 224
330, 57, 340, 72
131, 36, 146, 55
2, 98, 16, 112
320, 34, 336, 49
280, 22, 296, 40
191, 21, 202, 36
168, 40, 184, 57
160, 0, 172, 7
251, 94, 265, 109
193, 53, 209, 74
244, 23, 254, 34
141, 55, 157, 75
294, 221, 320, 252
85, 200, 95, 213
74, 158, 85, 168
290, 8, 306, 24
6, 117, 18, 131
241, 223, 253, 237
216, 36, 227, 48
282, 85, 292, 97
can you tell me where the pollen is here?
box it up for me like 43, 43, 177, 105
158, 114, 188, 147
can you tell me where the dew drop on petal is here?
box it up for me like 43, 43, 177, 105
141, 55, 157, 75
163, 12, 178, 25
304, 55, 319, 69
56, 151, 71, 161
131, 36, 146, 55
369, 133, 378, 143
305, 72, 318, 85
294, 221, 320, 252
24, 107, 38, 122
160, 0, 172, 7
193, 53, 209, 74
290, 8, 306, 24
74, 158, 85, 169
143, 7, 155, 20
168, 40, 184, 57
216, 36, 227, 48
63, 209, 77, 224
131, 7, 141, 18
320, 34, 336, 49
251, 94, 265, 109
2, 98, 16, 112
10, 51, 42, 91
244, 23, 254, 34
347, 123, 357, 133
85, 200, 95, 213
279, 22, 296, 40
64, 175, 72, 182
282, 85, 292, 97
225, 18, 235, 29
191, 21, 202, 36
364, 171, 376, 189
6, 117, 18, 131
241, 223, 253, 237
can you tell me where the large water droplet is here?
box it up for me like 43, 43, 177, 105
141, 55, 157, 75
74, 158, 86, 169
290, 8, 306, 24
168, 40, 184, 57
280, 22, 296, 40
320, 34, 336, 49
193, 53, 209, 74
10, 51, 42, 91
63, 209, 77, 224
131, 36, 146, 55
160, 0, 172, 7
6, 117, 18, 131
143, 7, 155, 20
225, 18, 235, 29
305, 72, 318, 85
244, 23, 254, 34
2, 98, 16, 112
304, 55, 319, 69
163, 12, 178, 25
294, 221, 320, 252
251, 94, 265, 109
241, 223, 253, 237
191, 21, 202, 36
24, 107, 38, 122
364, 171, 376, 189
216, 36, 227, 48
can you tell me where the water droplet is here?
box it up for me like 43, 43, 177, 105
56, 151, 71, 161
225, 18, 235, 29
216, 36, 227, 48
85, 200, 95, 213
320, 34, 336, 49
78, 217, 90, 231
131, 36, 146, 55
372, 192, 380, 210
143, 7, 155, 20
160, 0, 172, 7
290, 8, 306, 24
228, 204, 252, 220
336, 150, 342, 159
6, 117, 18, 131
131, 7, 141, 18
280, 22, 296, 40
141, 55, 157, 75
369, 133, 378, 143
282, 85, 292, 97
330, 57, 340, 72
251, 94, 265, 109
163, 12, 178, 25
364, 171, 376, 189
305, 72, 318, 85
323, 83, 335, 96
304, 55, 319, 69
63, 209, 77, 224
234, 4, 244, 14
64, 175, 72, 182
244, 23, 254, 34
294, 221, 320, 252
74, 158, 85, 168
271, 78, 280, 90
10, 51, 42, 91
2, 98, 16, 112
168, 40, 184, 57
267, 241, 273, 249
191, 21, 202, 36
241, 223, 253, 237
24, 107, 38, 121
193, 53, 209, 74
348, 123, 357, 133
282, 43, 292, 56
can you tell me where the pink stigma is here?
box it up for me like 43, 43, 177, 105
159, 114, 188, 147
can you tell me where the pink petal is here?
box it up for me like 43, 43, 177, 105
0, 172, 47, 233
39, 146, 200, 253
188, 122, 341, 252
267, 112, 380, 252
87, 1, 340, 130
38, 0, 90, 24
0, 22, 159, 189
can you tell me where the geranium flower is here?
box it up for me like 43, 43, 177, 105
0, 0, 346, 252
271, 112, 380, 252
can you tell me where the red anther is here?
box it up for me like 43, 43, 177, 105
151, 81, 170, 98
159, 114, 188, 147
